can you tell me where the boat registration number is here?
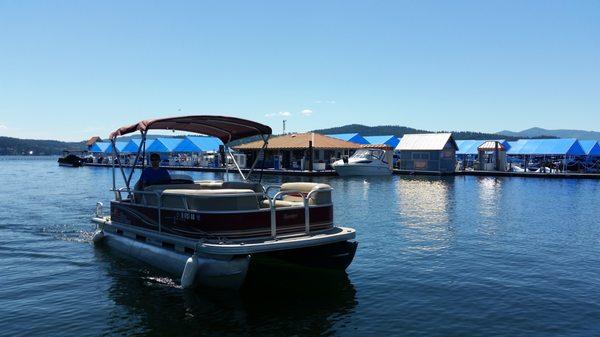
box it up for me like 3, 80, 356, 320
176, 211, 199, 221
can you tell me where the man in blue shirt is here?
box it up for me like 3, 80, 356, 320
135, 153, 171, 189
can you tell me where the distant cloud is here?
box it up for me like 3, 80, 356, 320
314, 100, 336, 104
0, 124, 7, 130
300, 109, 313, 116
265, 111, 293, 118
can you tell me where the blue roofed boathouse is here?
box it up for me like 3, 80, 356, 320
363, 135, 400, 148
327, 133, 370, 145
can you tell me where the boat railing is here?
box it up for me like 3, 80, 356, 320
266, 185, 332, 238
111, 185, 330, 238
113, 188, 165, 231
269, 189, 306, 238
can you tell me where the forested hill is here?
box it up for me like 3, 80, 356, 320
313, 124, 521, 141
498, 127, 600, 140
0, 136, 86, 155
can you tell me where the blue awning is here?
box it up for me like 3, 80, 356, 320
507, 139, 586, 156
363, 135, 400, 148
145, 138, 184, 153
121, 139, 142, 154
456, 139, 511, 155
327, 133, 370, 144
89, 141, 111, 153
579, 140, 600, 156
173, 136, 223, 153
456, 140, 482, 155
104, 141, 128, 154
507, 140, 527, 154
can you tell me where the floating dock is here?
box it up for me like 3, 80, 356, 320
83, 163, 600, 179
456, 170, 600, 180
83, 162, 338, 176
394, 169, 600, 179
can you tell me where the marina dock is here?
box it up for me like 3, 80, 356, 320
83, 162, 338, 176
456, 170, 600, 179
83, 163, 600, 179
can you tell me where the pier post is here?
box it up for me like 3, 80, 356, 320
308, 140, 313, 172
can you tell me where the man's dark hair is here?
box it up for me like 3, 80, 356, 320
150, 153, 160, 161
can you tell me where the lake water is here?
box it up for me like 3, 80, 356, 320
1, 157, 599, 336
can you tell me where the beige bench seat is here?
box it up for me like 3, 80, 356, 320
261, 199, 303, 208
161, 188, 261, 211
143, 180, 224, 192
261, 182, 332, 208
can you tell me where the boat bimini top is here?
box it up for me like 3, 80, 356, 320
109, 115, 272, 143
107, 115, 273, 190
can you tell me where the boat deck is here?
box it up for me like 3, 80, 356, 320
92, 216, 356, 255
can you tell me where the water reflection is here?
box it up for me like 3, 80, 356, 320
476, 177, 503, 219
97, 248, 356, 336
394, 177, 456, 252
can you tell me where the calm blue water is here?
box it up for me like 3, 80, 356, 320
1, 157, 600, 336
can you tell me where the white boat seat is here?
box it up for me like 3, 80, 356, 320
142, 180, 224, 192
162, 188, 255, 195
136, 181, 259, 207
135, 184, 203, 204
279, 182, 332, 205
193, 180, 224, 189
161, 188, 260, 211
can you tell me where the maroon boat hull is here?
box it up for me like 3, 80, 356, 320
255, 241, 358, 270
110, 201, 334, 239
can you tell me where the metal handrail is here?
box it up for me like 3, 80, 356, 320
304, 188, 331, 234
269, 190, 303, 238
268, 188, 330, 238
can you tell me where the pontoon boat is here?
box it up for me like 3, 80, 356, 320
91, 116, 357, 289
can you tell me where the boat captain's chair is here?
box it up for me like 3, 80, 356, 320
262, 182, 332, 208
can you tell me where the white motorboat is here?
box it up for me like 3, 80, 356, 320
332, 147, 393, 176
91, 115, 357, 290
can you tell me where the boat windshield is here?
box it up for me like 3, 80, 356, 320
351, 149, 384, 161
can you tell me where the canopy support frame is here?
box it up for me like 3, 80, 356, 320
111, 138, 130, 198
124, 131, 147, 190
245, 134, 270, 181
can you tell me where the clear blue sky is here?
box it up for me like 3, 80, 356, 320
0, 1, 598, 141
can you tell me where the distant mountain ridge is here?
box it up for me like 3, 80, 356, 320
5, 126, 594, 155
313, 124, 521, 141
0, 136, 85, 155
497, 127, 600, 140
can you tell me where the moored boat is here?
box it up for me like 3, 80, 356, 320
91, 115, 357, 289
58, 151, 86, 167
331, 147, 393, 176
